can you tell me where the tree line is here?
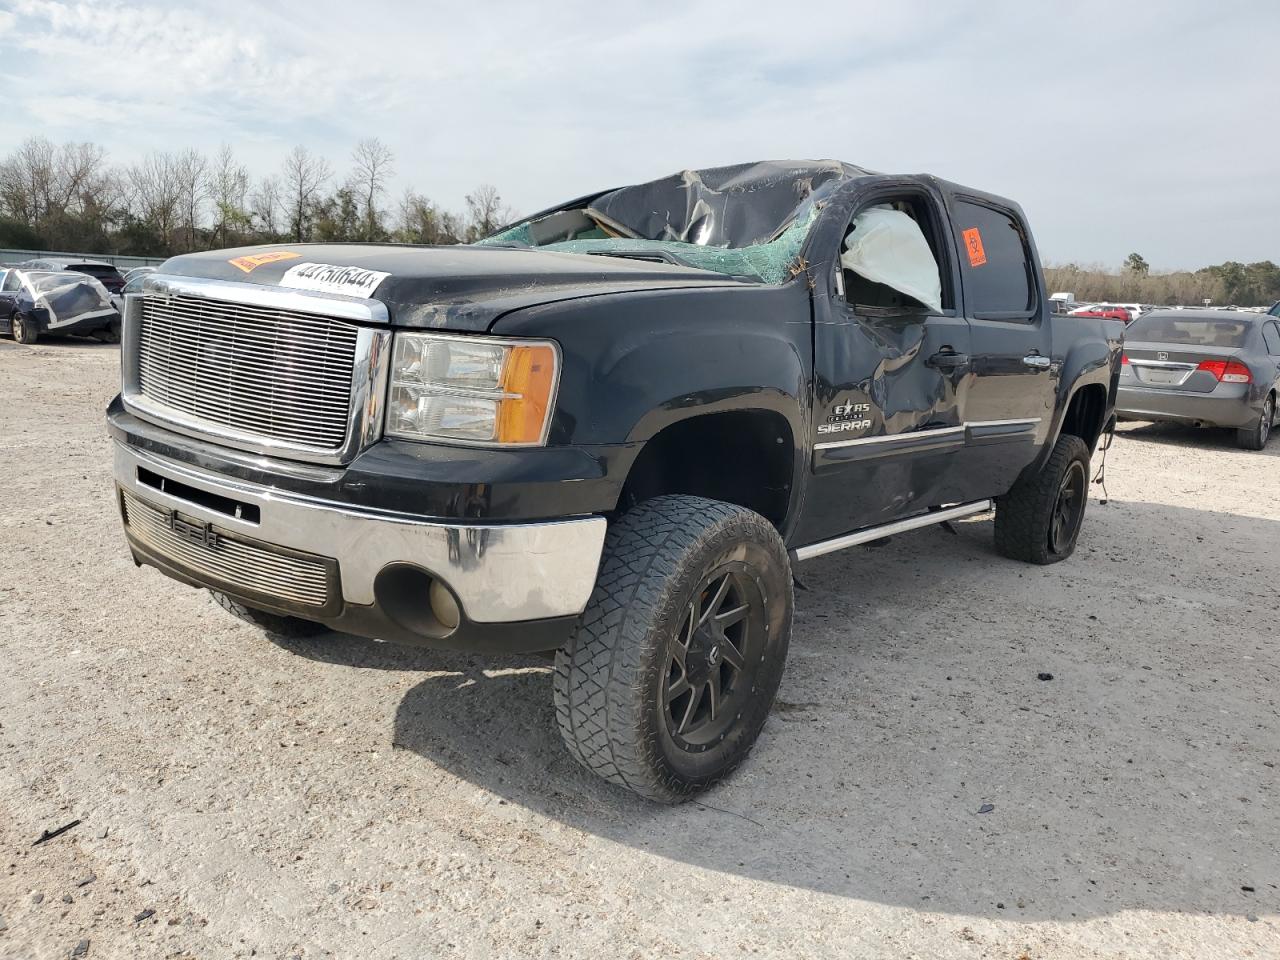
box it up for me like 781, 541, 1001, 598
0, 137, 513, 257
3, 136, 1277, 308
1044, 254, 1280, 308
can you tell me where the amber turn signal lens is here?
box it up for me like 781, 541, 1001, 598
497, 344, 558, 444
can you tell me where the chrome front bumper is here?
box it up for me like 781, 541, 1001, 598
112, 441, 607, 625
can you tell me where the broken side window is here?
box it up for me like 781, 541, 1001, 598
840, 204, 944, 314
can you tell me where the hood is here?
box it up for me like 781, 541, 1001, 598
158, 243, 746, 332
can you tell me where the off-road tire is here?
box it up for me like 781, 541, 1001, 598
1236, 394, 1274, 451
11, 312, 37, 344
994, 434, 1091, 565
553, 495, 792, 803
209, 590, 328, 638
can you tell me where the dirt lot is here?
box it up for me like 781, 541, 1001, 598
1, 339, 1276, 960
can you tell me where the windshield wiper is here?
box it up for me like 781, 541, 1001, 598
582, 249, 757, 283
583, 249, 702, 269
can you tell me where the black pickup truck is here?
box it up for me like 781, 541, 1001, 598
107, 160, 1121, 802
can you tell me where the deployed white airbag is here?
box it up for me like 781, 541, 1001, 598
840, 207, 943, 313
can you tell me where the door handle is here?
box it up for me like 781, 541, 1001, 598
927, 349, 970, 370
1023, 353, 1052, 370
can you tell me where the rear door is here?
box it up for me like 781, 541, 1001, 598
946, 197, 1056, 499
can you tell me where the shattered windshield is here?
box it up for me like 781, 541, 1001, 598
477, 160, 873, 284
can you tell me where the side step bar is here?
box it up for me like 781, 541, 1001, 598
791, 500, 993, 562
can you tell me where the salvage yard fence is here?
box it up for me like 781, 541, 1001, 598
0, 248, 167, 270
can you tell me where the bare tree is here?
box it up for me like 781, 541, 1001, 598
171, 149, 209, 252
54, 142, 109, 209
0, 138, 112, 245
250, 175, 283, 240
463, 184, 510, 242
127, 152, 182, 252
0, 137, 57, 225
350, 138, 394, 241
395, 189, 463, 245
211, 145, 251, 248
281, 145, 331, 242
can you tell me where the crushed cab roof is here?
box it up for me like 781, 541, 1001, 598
585, 159, 877, 248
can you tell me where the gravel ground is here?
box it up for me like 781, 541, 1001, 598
1, 339, 1276, 960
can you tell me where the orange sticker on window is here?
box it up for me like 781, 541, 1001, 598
228, 250, 300, 273
962, 228, 987, 267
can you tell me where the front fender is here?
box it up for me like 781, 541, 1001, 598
491, 282, 812, 449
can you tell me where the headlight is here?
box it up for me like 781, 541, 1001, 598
386, 332, 560, 445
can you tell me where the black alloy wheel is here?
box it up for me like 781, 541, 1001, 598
554, 495, 793, 802
1049, 459, 1088, 556
994, 433, 1091, 565
663, 564, 766, 752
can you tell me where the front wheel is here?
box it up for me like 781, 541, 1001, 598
11, 312, 37, 344
994, 434, 1091, 565
1237, 395, 1274, 450
553, 495, 793, 802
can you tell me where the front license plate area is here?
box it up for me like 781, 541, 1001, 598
168, 510, 220, 549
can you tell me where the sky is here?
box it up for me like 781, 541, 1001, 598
0, 0, 1276, 269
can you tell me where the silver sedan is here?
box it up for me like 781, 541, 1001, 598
1117, 310, 1280, 450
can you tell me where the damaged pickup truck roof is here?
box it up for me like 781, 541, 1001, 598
482, 159, 877, 283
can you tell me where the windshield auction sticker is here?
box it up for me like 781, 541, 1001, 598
228, 250, 300, 273
279, 262, 391, 297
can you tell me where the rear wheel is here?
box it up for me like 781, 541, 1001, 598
994, 434, 1091, 565
209, 590, 328, 638
1236, 395, 1274, 451
553, 495, 792, 802
11, 312, 36, 344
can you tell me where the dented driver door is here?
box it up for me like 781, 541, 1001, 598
794, 191, 973, 546
798, 307, 972, 545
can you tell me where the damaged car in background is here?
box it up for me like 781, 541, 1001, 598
1, 267, 119, 344
107, 160, 1121, 802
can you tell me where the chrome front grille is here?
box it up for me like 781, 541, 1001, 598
136, 293, 361, 449
120, 489, 332, 608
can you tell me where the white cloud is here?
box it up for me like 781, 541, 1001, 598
0, 0, 1277, 267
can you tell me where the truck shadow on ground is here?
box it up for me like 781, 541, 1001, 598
276, 501, 1279, 922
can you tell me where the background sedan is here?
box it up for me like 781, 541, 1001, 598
0, 267, 119, 344
1117, 310, 1280, 449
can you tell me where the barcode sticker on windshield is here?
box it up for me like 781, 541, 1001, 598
962, 228, 987, 267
